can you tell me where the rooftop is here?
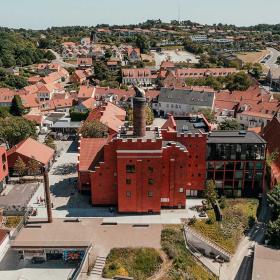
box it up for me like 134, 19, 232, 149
117, 126, 161, 141
207, 130, 266, 144
174, 115, 209, 134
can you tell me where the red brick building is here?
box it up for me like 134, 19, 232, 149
0, 147, 8, 192
78, 87, 209, 213
78, 87, 267, 213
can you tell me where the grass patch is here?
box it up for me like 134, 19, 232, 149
161, 225, 217, 280
103, 248, 162, 280
190, 199, 258, 254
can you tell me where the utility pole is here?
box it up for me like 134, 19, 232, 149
43, 166, 52, 223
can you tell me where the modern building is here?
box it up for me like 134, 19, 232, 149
207, 130, 266, 197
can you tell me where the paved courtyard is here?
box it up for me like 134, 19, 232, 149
153, 50, 199, 68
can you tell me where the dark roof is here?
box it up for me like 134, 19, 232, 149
162, 141, 187, 151
207, 130, 266, 144
174, 116, 209, 134
159, 87, 214, 107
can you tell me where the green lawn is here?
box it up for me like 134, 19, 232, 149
161, 225, 217, 280
190, 199, 258, 254
103, 248, 162, 280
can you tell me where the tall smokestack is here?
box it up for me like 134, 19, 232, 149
133, 85, 146, 137
43, 167, 52, 223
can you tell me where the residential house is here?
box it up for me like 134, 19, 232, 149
78, 85, 95, 102
77, 57, 93, 69
122, 68, 155, 86
154, 87, 216, 117
127, 47, 141, 61
7, 138, 55, 173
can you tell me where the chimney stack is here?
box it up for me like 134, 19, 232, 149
133, 85, 146, 137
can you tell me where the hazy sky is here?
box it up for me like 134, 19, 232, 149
0, 0, 279, 29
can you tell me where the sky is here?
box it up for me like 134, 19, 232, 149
0, 0, 279, 30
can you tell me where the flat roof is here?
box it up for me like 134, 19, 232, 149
52, 121, 81, 129
118, 126, 161, 141
175, 116, 208, 134
207, 131, 266, 144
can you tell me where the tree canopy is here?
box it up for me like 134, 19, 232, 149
126, 106, 154, 126
10, 95, 25, 116
219, 119, 241, 131
0, 117, 37, 148
0, 67, 28, 89
79, 120, 108, 138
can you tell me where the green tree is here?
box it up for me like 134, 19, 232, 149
79, 120, 108, 138
4, 75, 28, 89
135, 34, 150, 54
10, 95, 25, 116
266, 217, 280, 248
0, 117, 37, 148
199, 108, 216, 123
44, 136, 57, 151
225, 72, 252, 91
204, 180, 218, 206
44, 50, 56, 61
27, 156, 41, 176
14, 156, 27, 177
219, 119, 241, 131
267, 184, 280, 220
126, 106, 154, 126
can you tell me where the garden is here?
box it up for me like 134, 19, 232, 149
103, 248, 162, 280
189, 198, 259, 254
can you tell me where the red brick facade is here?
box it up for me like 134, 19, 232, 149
0, 147, 8, 184
78, 129, 207, 213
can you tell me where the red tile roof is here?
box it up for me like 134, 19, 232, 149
122, 68, 152, 79
7, 138, 55, 165
78, 85, 95, 99
78, 138, 108, 171
86, 102, 126, 133
77, 57, 93, 65
23, 114, 43, 125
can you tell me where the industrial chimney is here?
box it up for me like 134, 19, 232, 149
133, 85, 146, 137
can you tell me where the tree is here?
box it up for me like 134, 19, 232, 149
199, 108, 216, 123
225, 72, 252, 91
44, 136, 56, 151
219, 119, 241, 131
79, 120, 108, 138
27, 156, 41, 176
267, 184, 280, 220
44, 50, 56, 61
14, 157, 27, 177
10, 95, 25, 116
3, 75, 28, 89
126, 106, 154, 126
266, 217, 280, 248
135, 34, 150, 54
94, 61, 109, 81
0, 117, 37, 148
204, 180, 218, 206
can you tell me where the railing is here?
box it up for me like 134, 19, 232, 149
67, 245, 92, 280
184, 225, 231, 259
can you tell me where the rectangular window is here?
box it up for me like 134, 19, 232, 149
126, 191, 131, 198
126, 165, 136, 173
126, 178, 131, 185
148, 167, 154, 173
179, 188, 184, 193
148, 179, 154, 185
148, 191, 153, 197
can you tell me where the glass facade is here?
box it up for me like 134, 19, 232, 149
207, 143, 265, 197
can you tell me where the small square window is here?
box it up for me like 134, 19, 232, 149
148, 167, 154, 173
126, 191, 131, 198
148, 179, 154, 185
179, 188, 184, 193
148, 191, 153, 197
126, 178, 131, 185
126, 165, 136, 173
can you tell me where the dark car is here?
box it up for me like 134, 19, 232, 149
31, 256, 45, 264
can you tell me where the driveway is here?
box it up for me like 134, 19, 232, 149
265, 47, 280, 69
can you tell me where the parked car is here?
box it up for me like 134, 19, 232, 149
31, 256, 45, 264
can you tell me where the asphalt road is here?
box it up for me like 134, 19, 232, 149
264, 47, 280, 69
49, 49, 77, 68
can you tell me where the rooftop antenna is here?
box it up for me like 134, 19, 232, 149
177, 1, 181, 23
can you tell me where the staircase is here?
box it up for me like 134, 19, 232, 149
90, 256, 107, 277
